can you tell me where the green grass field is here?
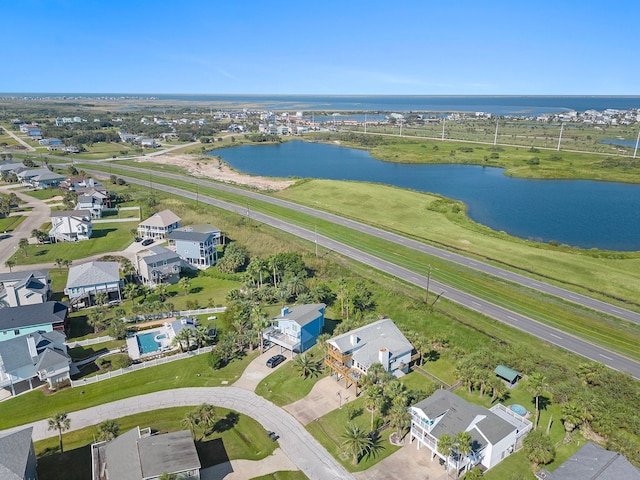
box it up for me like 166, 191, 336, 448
22, 188, 63, 200
0, 214, 25, 232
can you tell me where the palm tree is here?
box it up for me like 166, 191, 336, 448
124, 283, 138, 307
454, 431, 473, 478
48, 412, 70, 454
94, 292, 108, 307
561, 402, 584, 443
438, 433, 455, 477
155, 282, 168, 302
55, 258, 64, 274
522, 429, 555, 469
389, 404, 410, 438
251, 303, 269, 353
341, 423, 372, 465
293, 354, 322, 379
193, 325, 209, 349
527, 373, 548, 429
365, 384, 384, 431
385, 380, 408, 407
96, 419, 120, 442
489, 376, 508, 404
18, 238, 29, 257
63, 259, 72, 270
181, 411, 199, 439
195, 404, 217, 438
4, 260, 15, 273
178, 277, 191, 296
87, 309, 106, 334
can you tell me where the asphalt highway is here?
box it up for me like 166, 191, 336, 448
81, 165, 640, 379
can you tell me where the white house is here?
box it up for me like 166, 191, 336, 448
409, 390, 532, 475
135, 246, 191, 286
76, 195, 103, 218
0, 270, 51, 308
325, 318, 416, 393
138, 209, 181, 240
49, 210, 93, 242
64, 261, 122, 308
0, 330, 71, 396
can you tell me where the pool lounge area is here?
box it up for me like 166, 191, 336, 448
126, 317, 197, 360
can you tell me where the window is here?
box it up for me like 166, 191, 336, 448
14, 329, 20, 335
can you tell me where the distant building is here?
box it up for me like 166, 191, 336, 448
76, 195, 103, 218
91, 427, 201, 480
0, 427, 38, 479
138, 209, 181, 240
135, 246, 189, 286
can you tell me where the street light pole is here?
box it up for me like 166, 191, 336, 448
425, 264, 431, 304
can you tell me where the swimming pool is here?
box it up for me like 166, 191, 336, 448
137, 332, 161, 354
510, 404, 527, 416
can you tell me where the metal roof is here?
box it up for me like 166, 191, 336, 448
0, 301, 67, 331
275, 304, 326, 327
494, 365, 519, 383
139, 209, 180, 228
547, 442, 640, 479
65, 261, 120, 289
0, 427, 33, 480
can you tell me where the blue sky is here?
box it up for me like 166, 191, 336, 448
1, 0, 637, 95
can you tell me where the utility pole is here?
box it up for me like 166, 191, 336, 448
557, 123, 564, 151
196, 183, 199, 207
634, 125, 640, 159
246, 202, 250, 223
425, 264, 431, 304
315, 225, 318, 257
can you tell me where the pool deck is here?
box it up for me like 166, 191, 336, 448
126, 327, 172, 361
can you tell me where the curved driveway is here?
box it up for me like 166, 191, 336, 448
80, 166, 640, 379
3, 387, 353, 480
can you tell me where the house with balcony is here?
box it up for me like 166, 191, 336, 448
263, 304, 326, 356
0, 270, 51, 308
64, 261, 122, 309
0, 301, 69, 341
0, 427, 38, 480
135, 246, 190, 286
16, 168, 64, 189
168, 224, 221, 270
324, 318, 416, 395
49, 210, 93, 242
0, 330, 71, 396
409, 390, 532, 476
75, 186, 111, 207
138, 209, 181, 240
76, 194, 103, 218
91, 427, 201, 480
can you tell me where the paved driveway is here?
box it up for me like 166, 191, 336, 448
233, 347, 289, 391
0, 387, 354, 480
284, 376, 355, 425
354, 441, 448, 480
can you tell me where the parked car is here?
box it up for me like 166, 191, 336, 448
134, 236, 143, 242
141, 238, 154, 246
266, 354, 286, 368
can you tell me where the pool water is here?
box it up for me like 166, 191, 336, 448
510, 404, 527, 416
137, 332, 161, 354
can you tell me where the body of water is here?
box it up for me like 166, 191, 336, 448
211, 141, 640, 251
601, 139, 639, 148
6, 93, 640, 115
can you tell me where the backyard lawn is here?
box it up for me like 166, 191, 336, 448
0, 214, 25, 232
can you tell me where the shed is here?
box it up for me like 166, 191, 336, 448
494, 365, 520, 385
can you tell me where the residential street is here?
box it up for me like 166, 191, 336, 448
0, 387, 354, 480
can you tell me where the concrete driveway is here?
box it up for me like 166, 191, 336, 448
354, 442, 448, 480
284, 376, 355, 425
200, 447, 298, 480
233, 347, 289, 391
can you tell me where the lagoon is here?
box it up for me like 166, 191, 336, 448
211, 141, 640, 251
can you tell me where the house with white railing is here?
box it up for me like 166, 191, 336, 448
137, 209, 181, 240
49, 210, 93, 242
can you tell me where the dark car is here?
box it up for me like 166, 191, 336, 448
134, 236, 143, 242
141, 238, 154, 246
266, 354, 286, 368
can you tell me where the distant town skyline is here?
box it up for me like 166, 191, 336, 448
2, 0, 638, 95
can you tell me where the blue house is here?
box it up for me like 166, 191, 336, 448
263, 304, 326, 356
0, 301, 69, 341
168, 224, 221, 270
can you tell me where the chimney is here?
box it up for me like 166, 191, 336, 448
378, 348, 390, 371
27, 335, 38, 358
281, 306, 289, 317
350, 334, 359, 346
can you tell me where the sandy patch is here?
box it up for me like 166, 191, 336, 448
137, 153, 295, 191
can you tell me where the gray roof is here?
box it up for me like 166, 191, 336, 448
34, 171, 64, 181
276, 304, 326, 327
138, 430, 201, 478
140, 246, 180, 266
139, 209, 180, 228
168, 230, 214, 242
66, 261, 120, 289
101, 428, 200, 480
34, 346, 69, 372
0, 301, 67, 331
413, 390, 515, 448
546, 442, 640, 479
178, 224, 220, 234
0, 427, 33, 480
0, 162, 25, 172
0, 269, 49, 284
0, 331, 69, 373
18, 168, 51, 179
328, 318, 413, 368
51, 209, 91, 219
103, 427, 144, 480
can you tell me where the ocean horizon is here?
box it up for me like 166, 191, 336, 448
2, 94, 639, 115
